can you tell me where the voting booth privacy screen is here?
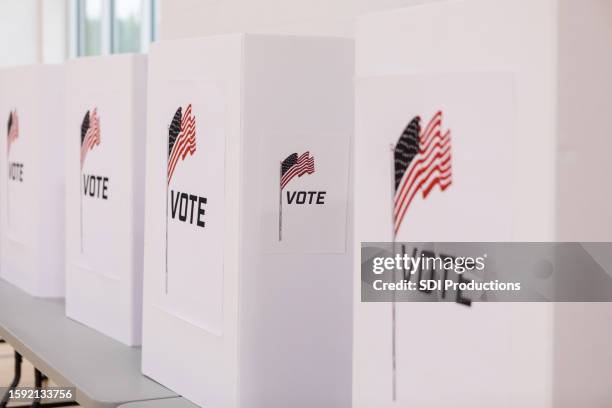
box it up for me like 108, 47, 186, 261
353, 1, 612, 407
0, 65, 65, 298
142, 34, 353, 408
65, 54, 147, 346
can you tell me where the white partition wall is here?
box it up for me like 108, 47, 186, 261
354, 1, 612, 407
0, 65, 65, 298
551, 1, 612, 406
142, 34, 353, 408
65, 54, 147, 346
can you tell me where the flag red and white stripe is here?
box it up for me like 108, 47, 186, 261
80, 108, 100, 169
167, 104, 196, 184
280, 151, 315, 189
393, 111, 453, 235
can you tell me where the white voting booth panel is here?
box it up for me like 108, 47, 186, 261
142, 35, 353, 408
65, 54, 147, 346
354, 1, 612, 408
0, 65, 65, 298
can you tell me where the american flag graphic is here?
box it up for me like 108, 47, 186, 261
280, 151, 315, 189
167, 104, 196, 184
393, 111, 453, 236
7, 110, 19, 155
165, 104, 197, 294
80, 108, 101, 169
6, 110, 19, 227
79, 108, 101, 253
278, 151, 315, 241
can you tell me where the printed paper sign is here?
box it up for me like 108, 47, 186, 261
74, 94, 126, 282
150, 79, 227, 336
4, 106, 32, 247
6, 109, 24, 238
259, 131, 350, 253
356, 71, 516, 405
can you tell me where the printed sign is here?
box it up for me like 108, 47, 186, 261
260, 132, 350, 253
6, 109, 21, 228
150, 80, 227, 336
356, 71, 516, 404
4, 107, 29, 244
70, 92, 126, 283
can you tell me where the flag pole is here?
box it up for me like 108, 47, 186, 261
165, 171, 169, 294
80, 169, 83, 253
389, 143, 398, 403
279, 161, 283, 241
7, 115, 11, 228
6, 164, 9, 229
6, 148, 9, 228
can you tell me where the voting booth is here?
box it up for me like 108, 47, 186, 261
0, 65, 65, 298
65, 54, 147, 346
142, 35, 353, 407
354, 1, 612, 407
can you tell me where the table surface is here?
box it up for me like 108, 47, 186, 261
118, 398, 199, 408
0, 278, 179, 408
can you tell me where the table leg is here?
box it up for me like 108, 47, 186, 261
0, 351, 22, 408
31, 368, 43, 408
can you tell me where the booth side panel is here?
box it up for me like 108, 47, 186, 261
142, 35, 244, 408
354, 1, 558, 407
129, 55, 148, 345
64, 55, 144, 345
239, 35, 354, 408
1, 67, 44, 296
553, 1, 612, 406
35, 66, 65, 298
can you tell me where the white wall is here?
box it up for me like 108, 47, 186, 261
0, 0, 67, 68
159, 0, 443, 39
41, 0, 68, 64
0, 0, 40, 67
0, 0, 436, 67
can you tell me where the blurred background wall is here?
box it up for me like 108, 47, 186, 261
158, 0, 437, 39
0, 0, 67, 66
0, 0, 442, 67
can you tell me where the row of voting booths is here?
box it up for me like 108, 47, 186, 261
0, 1, 611, 407
0, 35, 354, 408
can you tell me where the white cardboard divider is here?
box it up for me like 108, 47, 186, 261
142, 34, 353, 408
0, 65, 65, 298
65, 54, 147, 346
354, 1, 612, 407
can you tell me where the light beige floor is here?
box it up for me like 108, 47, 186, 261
0, 341, 79, 406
